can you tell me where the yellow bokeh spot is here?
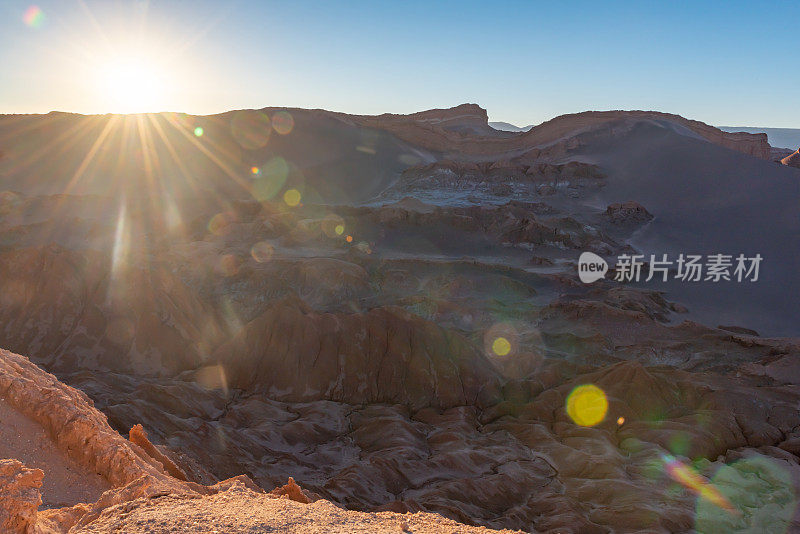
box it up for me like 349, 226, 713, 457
492, 337, 512, 356
617, 416, 625, 425
283, 189, 301, 206
335, 224, 345, 235
566, 384, 608, 427
251, 166, 260, 175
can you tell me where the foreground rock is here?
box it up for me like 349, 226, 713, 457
0, 348, 516, 533
74, 479, 521, 534
0, 459, 42, 533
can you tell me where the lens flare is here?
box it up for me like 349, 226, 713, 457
335, 224, 345, 235
251, 157, 288, 201
284, 189, 301, 207
194, 364, 229, 395
399, 154, 421, 166
23, 5, 44, 28
217, 254, 239, 277
110, 201, 129, 283
617, 416, 625, 425
669, 432, 690, 457
250, 166, 260, 175
483, 323, 519, 358
208, 212, 235, 236
662, 455, 739, 516
566, 384, 608, 426
193, 126, 204, 137
272, 111, 295, 135
321, 214, 345, 238
492, 337, 512, 356
695, 455, 796, 532
345, 235, 353, 243
250, 241, 274, 263
230, 111, 272, 150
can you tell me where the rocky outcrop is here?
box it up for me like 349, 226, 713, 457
269, 477, 320, 504
71, 479, 522, 534
0, 459, 42, 534
128, 425, 188, 482
605, 201, 654, 225
0, 349, 171, 488
0, 245, 226, 376
402, 159, 604, 181
771, 147, 795, 162
353, 103, 497, 142
781, 148, 800, 168
0, 348, 208, 532
209, 297, 502, 410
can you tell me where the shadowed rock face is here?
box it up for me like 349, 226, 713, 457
1, 105, 800, 532
210, 297, 502, 410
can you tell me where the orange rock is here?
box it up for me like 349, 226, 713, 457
781, 148, 800, 168
269, 477, 314, 504
0, 459, 43, 534
129, 424, 188, 481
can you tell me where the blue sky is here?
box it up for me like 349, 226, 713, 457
1, 0, 798, 127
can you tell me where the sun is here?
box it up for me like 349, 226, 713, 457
99, 56, 166, 113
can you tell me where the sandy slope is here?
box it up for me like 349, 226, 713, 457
0, 400, 109, 508
578, 119, 800, 335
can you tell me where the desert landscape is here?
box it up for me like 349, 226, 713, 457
2, 2, 800, 533
0, 102, 798, 533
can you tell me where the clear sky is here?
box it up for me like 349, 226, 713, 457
1, 0, 798, 127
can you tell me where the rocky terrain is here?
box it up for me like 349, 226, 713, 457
1, 104, 799, 532
3, 348, 506, 533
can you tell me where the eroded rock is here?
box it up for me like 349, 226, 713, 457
0, 459, 42, 534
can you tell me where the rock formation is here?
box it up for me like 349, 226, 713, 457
605, 201, 654, 225
781, 148, 800, 168
0, 459, 42, 533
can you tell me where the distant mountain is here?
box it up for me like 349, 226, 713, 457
719, 126, 800, 150
491, 123, 800, 147
489, 121, 533, 132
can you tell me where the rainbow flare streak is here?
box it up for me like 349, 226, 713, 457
23, 5, 44, 28
661, 454, 740, 516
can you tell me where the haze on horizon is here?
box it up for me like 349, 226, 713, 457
1, 0, 799, 128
